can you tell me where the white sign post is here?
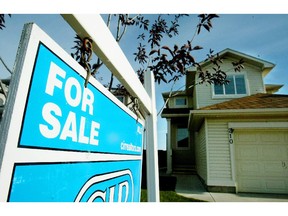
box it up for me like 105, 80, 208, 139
144, 70, 160, 202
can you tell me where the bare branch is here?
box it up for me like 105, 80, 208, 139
106, 14, 112, 28
0, 56, 12, 74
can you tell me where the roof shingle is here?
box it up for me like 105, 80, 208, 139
200, 93, 288, 110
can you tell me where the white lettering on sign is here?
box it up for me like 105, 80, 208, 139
39, 62, 101, 145
75, 170, 133, 202
121, 141, 141, 153
86, 181, 129, 202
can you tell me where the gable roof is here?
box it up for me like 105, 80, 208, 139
200, 93, 288, 110
215, 48, 275, 71
187, 48, 275, 77
265, 84, 284, 94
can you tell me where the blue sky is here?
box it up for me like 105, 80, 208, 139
1, 13, 288, 150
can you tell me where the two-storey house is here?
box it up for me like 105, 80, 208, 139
161, 48, 288, 194
0, 78, 10, 122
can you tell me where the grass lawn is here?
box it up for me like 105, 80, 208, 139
140, 189, 205, 202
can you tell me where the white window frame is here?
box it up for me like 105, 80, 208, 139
174, 97, 188, 108
212, 73, 249, 99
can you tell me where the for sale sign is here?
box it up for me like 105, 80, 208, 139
0, 23, 144, 202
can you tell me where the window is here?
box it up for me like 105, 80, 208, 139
176, 126, 189, 149
175, 97, 187, 107
213, 74, 247, 96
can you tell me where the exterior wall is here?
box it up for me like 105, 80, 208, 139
166, 96, 174, 108
166, 94, 193, 109
187, 95, 194, 108
193, 86, 198, 109
203, 117, 288, 191
195, 121, 207, 183
245, 64, 266, 94
194, 57, 265, 109
206, 119, 234, 187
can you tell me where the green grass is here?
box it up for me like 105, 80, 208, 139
140, 189, 205, 202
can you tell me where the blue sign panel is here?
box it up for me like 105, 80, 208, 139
9, 160, 142, 202
19, 43, 143, 156
7, 41, 144, 202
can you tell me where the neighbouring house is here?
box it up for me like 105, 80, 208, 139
161, 48, 288, 194
0, 78, 10, 122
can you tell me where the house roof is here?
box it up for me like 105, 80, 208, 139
162, 90, 186, 99
199, 93, 288, 110
265, 84, 284, 94
189, 93, 288, 131
161, 108, 191, 118
187, 48, 275, 77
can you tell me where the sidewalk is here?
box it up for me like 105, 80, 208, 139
174, 174, 288, 202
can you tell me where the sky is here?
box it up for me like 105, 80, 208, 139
1, 6, 288, 150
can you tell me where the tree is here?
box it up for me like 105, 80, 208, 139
0, 14, 11, 30
0, 14, 12, 99
71, 14, 244, 112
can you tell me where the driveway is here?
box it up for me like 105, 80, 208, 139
174, 175, 288, 202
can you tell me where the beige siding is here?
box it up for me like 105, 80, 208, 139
195, 78, 213, 109
207, 119, 232, 181
187, 95, 193, 108
195, 122, 207, 182
195, 57, 265, 109
245, 64, 265, 94
193, 87, 197, 109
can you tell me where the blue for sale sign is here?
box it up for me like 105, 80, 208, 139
0, 23, 144, 202
20, 43, 143, 156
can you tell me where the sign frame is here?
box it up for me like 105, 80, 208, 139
0, 23, 144, 202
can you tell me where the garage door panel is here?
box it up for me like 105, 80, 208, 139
260, 132, 283, 143
238, 177, 262, 192
237, 162, 260, 176
235, 130, 288, 194
238, 162, 285, 177
265, 179, 288, 192
261, 145, 286, 160
236, 146, 258, 160
263, 162, 286, 176
238, 177, 288, 194
235, 132, 257, 143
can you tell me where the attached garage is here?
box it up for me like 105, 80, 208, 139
191, 94, 288, 194
235, 129, 288, 194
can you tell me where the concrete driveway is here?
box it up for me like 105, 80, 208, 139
175, 175, 288, 202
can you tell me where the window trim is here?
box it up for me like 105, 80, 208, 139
212, 73, 249, 99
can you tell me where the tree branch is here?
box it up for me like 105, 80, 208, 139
0, 56, 12, 74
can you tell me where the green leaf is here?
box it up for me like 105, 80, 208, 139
192, 46, 203, 50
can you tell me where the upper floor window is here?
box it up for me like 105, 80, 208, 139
174, 97, 187, 107
213, 74, 247, 96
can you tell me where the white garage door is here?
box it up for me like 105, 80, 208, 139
235, 130, 288, 194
